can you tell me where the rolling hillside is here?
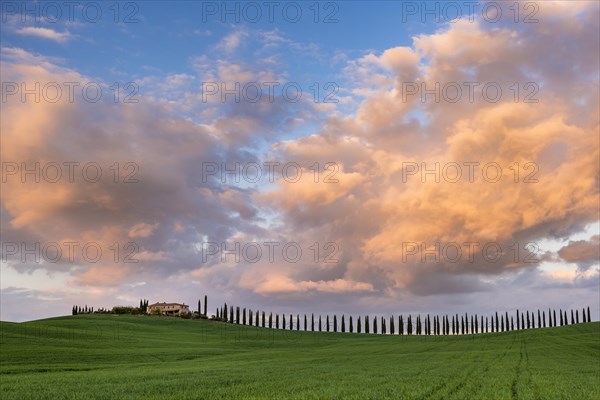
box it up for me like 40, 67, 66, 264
1, 315, 599, 399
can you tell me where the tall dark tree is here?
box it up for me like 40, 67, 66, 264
223, 303, 228, 321
248, 309, 253, 326
304, 314, 308, 331
407, 315, 411, 335
276, 313, 279, 329
548, 308, 552, 327
366, 315, 370, 334
520, 314, 524, 331
461, 316, 465, 335
319, 315, 322, 332
262, 311, 266, 328
452, 315, 455, 335
382, 317, 386, 335
204, 295, 207, 316
582, 308, 586, 323
486, 317, 489, 333
542, 311, 546, 327
243, 308, 247, 325
537, 310, 541, 328
501, 316, 505, 332
553, 309, 557, 327
390, 316, 394, 335
290, 314, 293, 330
516, 309, 520, 330
495, 312, 499, 333
571, 309, 575, 324
587, 307, 591, 323
350, 316, 354, 333
297, 314, 300, 331
268, 312, 272, 328
230, 306, 234, 323
511, 317, 514, 331
327, 315, 330, 332
333, 315, 338, 333
564, 310, 568, 325
216, 308, 220, 319
358, 316, 362, 334
505, 312, 509, 331
576, 310, 579, 324
282, 314, 286, 330
373, 316, 378, 334
312, 314, 315, 331
236, 307, 240, 324
341, 315, 346, 333
527, 311, 531, 329
399, 315, 404, 335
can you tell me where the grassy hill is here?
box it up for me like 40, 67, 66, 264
1, 315, 598, 399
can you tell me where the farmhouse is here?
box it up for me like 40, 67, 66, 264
147, 302, 190, 316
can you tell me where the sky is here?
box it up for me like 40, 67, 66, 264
1, 1, 599, 323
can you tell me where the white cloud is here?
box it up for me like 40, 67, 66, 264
16, 27, 72, 43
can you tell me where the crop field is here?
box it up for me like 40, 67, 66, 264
0, 315, 598, 399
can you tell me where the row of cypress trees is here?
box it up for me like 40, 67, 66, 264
211, 305, 593, 335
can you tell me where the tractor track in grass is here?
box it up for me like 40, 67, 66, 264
417, 336, 515, 400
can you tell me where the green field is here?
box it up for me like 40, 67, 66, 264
1, 315, 598, 399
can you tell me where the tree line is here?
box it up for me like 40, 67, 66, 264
206, 303, 593, 335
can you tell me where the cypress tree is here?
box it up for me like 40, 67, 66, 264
319, 315, 322, 332
542, 311, 546, 327
373, 316, 378, 334
480, 315, 483, 334
390, 316, 394, 335
304, 314, 308, 331
366, 315, 370, 334
571, 309, 575, 324
382, 317, 386, 334
230, 306, 234, 323
262, 311, 266, 328
452, 316, 455, 335
461, 316, 464, 335
407, 315, 411, 335
350, 316, 354, 333
537, 310, 541, 328
341, 315, 345, 333
236, 307, 240, 324
204, 295, 208, 316
333, 315, 337, 332
474, 315, 478, 334
197, 300, 201, 316
243, 308, 247, 325
216, 308, 220, 319
358, 316, 362, 333
446, 316, 450, 336
510, 317, 514, 331
495, 312, 499, 333
582, 308, 586, 323
576, 310, 579, 324
276, 313, 279, 329
312, 314, 315, 331
399, 315, 403, 335
526, 311, 530, 329
268, 312, 272, 328
282, 314, 286, 330
297, 315, 300, 331
564, 310, 568, 325
501, 316, 505, 332
248, 309, 253, 326
327, 315, 330, 332
587, 306, 591, 323
257, 310, 260, 327
290, 314, 293, 330
548, 308, 552, 327
516, 310, 520, 330
520, 314, 524, 331
223, 303, 228, 321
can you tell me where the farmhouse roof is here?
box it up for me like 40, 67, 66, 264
148, 302, 189, 307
